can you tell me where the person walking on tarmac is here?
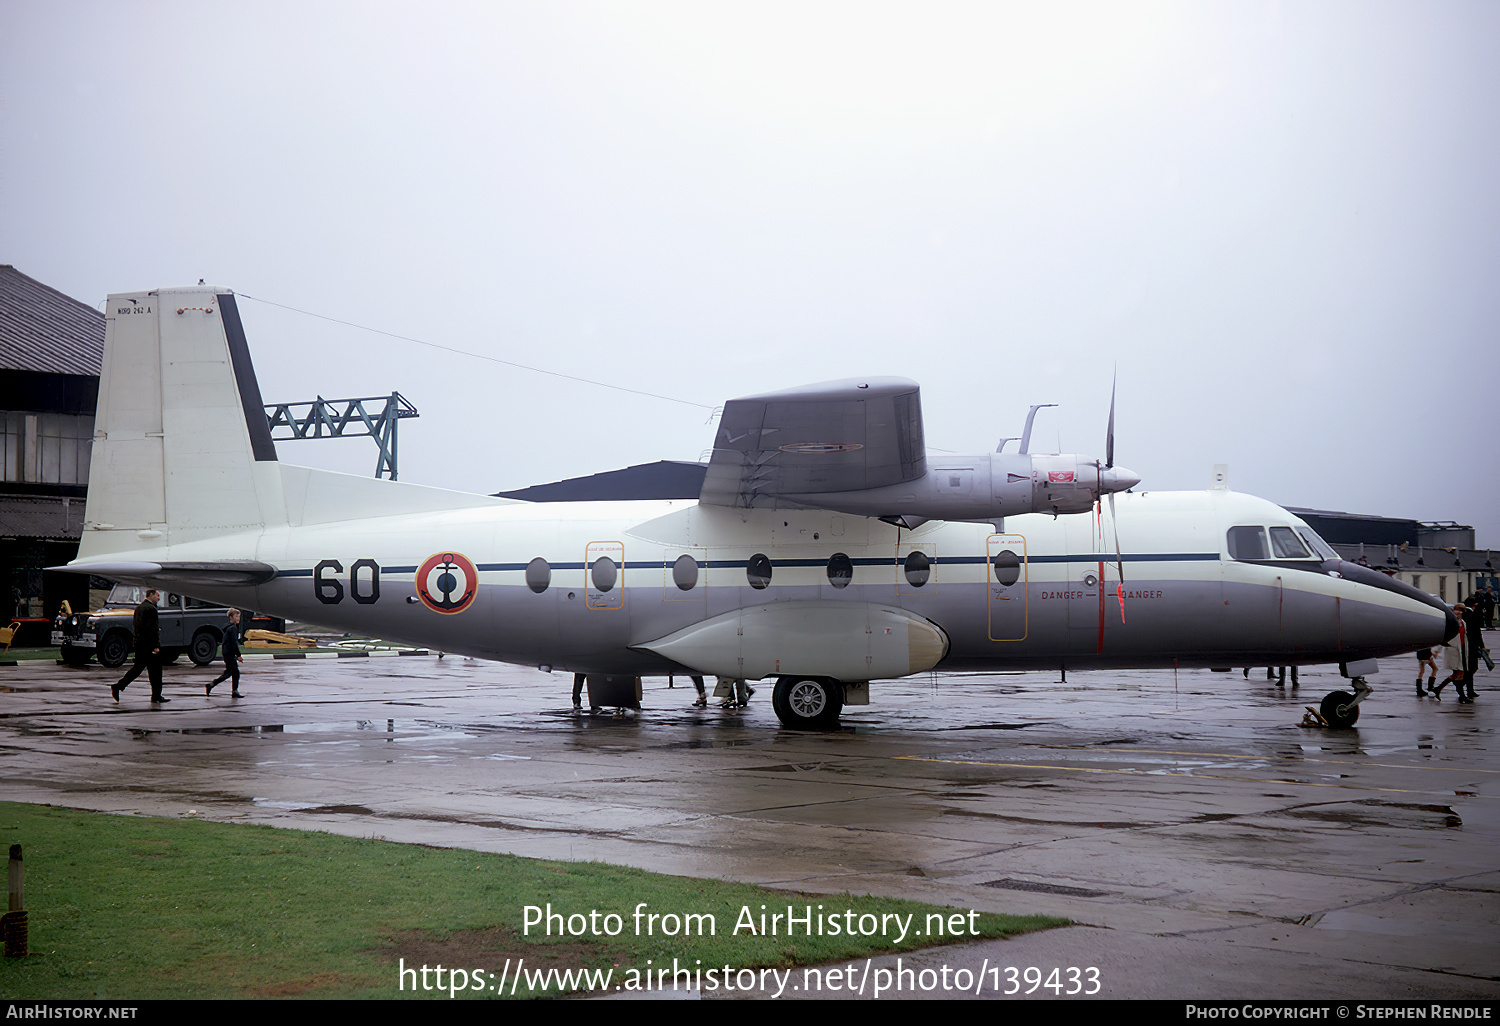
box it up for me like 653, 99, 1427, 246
1429, 604, 1469, 701
206, 609, 245, 697
113, 589, 167, 704
1458, 601, 1485, 704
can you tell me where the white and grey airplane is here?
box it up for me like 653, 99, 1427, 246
59, 286, 1457, 730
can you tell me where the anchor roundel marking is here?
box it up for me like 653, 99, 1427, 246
416, 551, 479, 614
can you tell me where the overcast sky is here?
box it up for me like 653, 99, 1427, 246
4, 1, 1497, 544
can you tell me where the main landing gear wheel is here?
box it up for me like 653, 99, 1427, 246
1320, 689, 1360, 729
771, 677, 844, 731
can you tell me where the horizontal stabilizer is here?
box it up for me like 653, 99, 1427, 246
48, 560, 279, 586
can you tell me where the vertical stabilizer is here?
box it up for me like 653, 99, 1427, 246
79, 287, 283, 558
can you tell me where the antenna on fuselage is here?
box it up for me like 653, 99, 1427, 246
1018, 404, 1057, 455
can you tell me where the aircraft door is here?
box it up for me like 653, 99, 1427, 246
585, 541, 625, 611
986, 534, 1028, 641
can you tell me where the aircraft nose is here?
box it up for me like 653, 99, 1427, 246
1101, 465, 1141, 494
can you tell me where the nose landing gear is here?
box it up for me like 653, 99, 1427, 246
1303, 677, 1371, 729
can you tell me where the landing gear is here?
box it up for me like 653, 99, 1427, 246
1313, 677, 1372, 729
771, 677, 843, 730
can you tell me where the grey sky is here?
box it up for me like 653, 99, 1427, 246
4, 2, 1497, 543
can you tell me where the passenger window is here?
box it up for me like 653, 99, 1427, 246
826, 553, 853, 589
746, 554, 772, 590
992, 549, 1021, 587
672, 554, 698, 591
1269, 527, 1311, 559
590, 557, 617, 593
903, 551, 931, 587
525, 557, 550, 594
1227, 526, 1269, 560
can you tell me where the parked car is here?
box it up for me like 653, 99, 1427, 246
52, 585, 285, 668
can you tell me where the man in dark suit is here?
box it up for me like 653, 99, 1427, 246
113, 589, 167, 704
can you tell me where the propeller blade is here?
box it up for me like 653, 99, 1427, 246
1105, 369, 1116, 469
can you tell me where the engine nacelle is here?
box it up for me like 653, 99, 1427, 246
783, 452, 1139, 524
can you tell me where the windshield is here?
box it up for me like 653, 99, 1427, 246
1228, 525, 1329, 561
1295, 526, 1338, 560
106, 584, 151, 606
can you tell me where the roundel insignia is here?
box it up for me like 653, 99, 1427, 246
416, 551, 479, 614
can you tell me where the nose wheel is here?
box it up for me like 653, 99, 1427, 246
1304, 677, 1371, 729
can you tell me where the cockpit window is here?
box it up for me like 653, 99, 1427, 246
1296, 527, 1338, 560
1269, 527, 1312, 559
1227, 526, 1269, 560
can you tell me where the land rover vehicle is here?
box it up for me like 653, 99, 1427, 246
52, 585, 284, 668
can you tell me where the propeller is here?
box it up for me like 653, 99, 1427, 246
1099, 372, 1128, 623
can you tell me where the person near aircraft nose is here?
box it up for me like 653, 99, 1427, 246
690, 675, 707, 708
1459, 602, 1484, 704
1415, 647, 1438, 696
1429, 605, 1468, 700
206, 609, 244, 697
113, 589, 166, 704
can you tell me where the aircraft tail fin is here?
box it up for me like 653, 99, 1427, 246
76, 286, 507, 567
79, 288, 281, 560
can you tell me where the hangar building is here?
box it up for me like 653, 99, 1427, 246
0, 266, 104, 636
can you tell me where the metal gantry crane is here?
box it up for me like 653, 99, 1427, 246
264, 393, 419, 480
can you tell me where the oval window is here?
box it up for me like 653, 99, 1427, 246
826, 552, 853, 589
672, 554, 699, 591
746, 553, 773, 590
525, 557, 550, 594
903, 550, 931, 587
591, 556, 617, 592
993, 549, 1021, 587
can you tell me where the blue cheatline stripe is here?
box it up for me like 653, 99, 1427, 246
271, 551, 1221, 578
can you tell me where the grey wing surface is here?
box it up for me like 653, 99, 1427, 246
699, 377, 926, 509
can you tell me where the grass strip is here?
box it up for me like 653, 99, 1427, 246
0, 802, 1065, 1000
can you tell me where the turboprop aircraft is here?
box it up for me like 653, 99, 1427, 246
58, 285, 1457, 730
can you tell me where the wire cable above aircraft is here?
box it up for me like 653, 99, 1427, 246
237, 293, 717, 412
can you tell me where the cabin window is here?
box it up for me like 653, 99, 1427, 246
992, 549, 1021, 587
591, 556, 617, 593
672, 554, 698, 591
1227, 526, 1269, 560
903, 550, 931, 587
1269, 527, 1312, 559
746, 554, 772, 590
525, 557, 550, 593
826, 553, 853, 589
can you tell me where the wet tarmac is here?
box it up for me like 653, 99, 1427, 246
2, 653, 1496, 1000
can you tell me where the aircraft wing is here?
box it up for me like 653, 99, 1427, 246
699, 377, 926, 509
